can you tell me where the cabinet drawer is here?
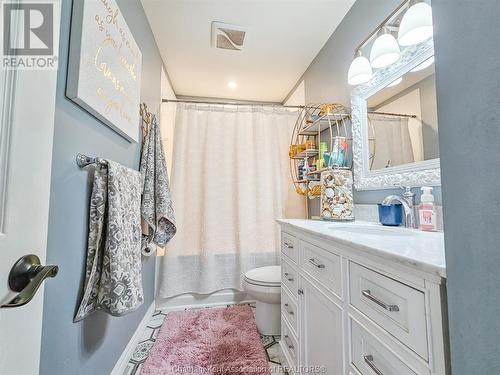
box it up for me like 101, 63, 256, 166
282, 258, 298, 296
351, 319, 428, 375
282, 232, 298, 263
300, 240, 342, 297
281, 286, 298, 336
281, 316, 299, 368
349, 262, 428, 360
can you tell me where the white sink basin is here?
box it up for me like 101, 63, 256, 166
328, 224, 416, 237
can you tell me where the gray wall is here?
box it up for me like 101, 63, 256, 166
290, 0, 442, 208
40, 1, 163, 374
419, 75, 439, 159
433, 0, 500, 373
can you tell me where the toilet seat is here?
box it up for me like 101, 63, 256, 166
244, 278, 280, 288
244, 266, 281, 287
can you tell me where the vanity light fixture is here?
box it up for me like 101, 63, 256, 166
227, 81, 238, 89
348, 50, 373, 86
410, 55, 434, 72
398, 1, 433, 46
386, 77, 403, 87
347, 0, 433, 85
370, 28, 401, 69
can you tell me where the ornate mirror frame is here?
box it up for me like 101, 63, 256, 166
351, 39, 441, 190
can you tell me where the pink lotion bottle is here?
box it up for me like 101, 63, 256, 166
419, 186, 437, 231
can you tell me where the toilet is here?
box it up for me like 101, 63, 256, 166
243, 265, 281, 335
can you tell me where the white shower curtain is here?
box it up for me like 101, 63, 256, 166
158, 103, 304, 298
370, 115, 415, 169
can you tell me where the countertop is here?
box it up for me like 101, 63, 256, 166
277, 219, 446, 279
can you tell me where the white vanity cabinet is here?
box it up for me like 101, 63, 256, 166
278, 220, 448, 375
299, 274, 343, 375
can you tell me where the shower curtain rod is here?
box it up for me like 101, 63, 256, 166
162, 99, 416, 118
162, 98, 304, 109
368, 111, 417, 118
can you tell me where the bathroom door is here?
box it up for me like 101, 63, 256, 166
0, 3, 61, 374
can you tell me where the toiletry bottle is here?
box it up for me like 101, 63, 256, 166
297, 160, 304, 181
303, 157, 310, 178
419, 186, 437, 231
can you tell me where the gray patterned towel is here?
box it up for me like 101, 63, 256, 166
140, 114, 176, 253
74, 160, 143, 321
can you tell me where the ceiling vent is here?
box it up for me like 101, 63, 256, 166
211, 22, 247, 51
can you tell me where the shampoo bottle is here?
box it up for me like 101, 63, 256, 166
419, 186, 437, 231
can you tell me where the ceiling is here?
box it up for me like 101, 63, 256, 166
141, 0, 355, 102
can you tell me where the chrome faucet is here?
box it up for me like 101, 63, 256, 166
382, 186, 416, 228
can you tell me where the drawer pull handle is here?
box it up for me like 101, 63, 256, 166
284, 272, 294, 282
362, 290, 399, 312
364, 355, 384, 375
308, 258, 325, 269
283, 334, 294, 350
284, 242, 294, 249
284, 303, 294, 315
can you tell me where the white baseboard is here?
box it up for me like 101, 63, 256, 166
110, 302, 156, 375
156, 289, 254, 312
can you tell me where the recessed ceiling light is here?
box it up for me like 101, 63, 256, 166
387, 77, 403, 87
227, 81, 237, 89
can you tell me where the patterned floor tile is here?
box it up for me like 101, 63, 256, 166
266, 340, 282, 364
151, 327, 161, 340
124, 303, 287, 375
131, 340, 155, 362
261, 335, 276, 347
137, 326, 155, 343
146, 313, 165, 329
122, 362, 137, 375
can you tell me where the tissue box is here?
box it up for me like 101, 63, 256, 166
377, 203, 403, 226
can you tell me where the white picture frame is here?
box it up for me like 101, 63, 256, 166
351, 38, 440, 190
67, 0, 142, 143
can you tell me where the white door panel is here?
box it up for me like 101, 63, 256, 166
0, 2, 60, 373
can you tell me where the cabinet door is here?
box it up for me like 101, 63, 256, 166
299, 275, 343, 375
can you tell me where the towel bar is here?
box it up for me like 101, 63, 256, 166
76, 153, 107, 168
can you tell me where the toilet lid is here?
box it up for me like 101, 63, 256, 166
244, 266, 281, 286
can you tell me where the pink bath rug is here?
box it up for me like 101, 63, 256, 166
141, 305, 270, 375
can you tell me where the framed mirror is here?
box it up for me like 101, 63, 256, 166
351, 38, 440, 190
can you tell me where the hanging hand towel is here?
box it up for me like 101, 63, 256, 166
140, 114, 176, 254
75, 160, 143, 322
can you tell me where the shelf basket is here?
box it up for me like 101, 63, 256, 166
289, 103, 352, 199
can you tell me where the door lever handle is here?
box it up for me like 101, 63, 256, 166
1, 254, 58, 308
